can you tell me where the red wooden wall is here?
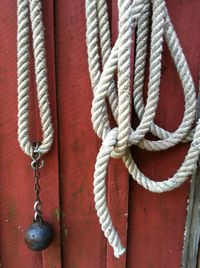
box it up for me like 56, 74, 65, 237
0, 0, 200, 267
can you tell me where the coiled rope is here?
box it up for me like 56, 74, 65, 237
17, 0, 53, 156
85, 0, 199, 258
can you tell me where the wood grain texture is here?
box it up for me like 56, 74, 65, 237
127, 0, 200, 267
0, 1, 61, 267
55, 0, 107, 267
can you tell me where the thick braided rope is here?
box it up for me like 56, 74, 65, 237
85, 0, 110, 140
94, 128, 126, 258
87, 0, 145, 139
134, 5, 196, 151
17, 0, 53, 156
114, 0, 132, 157
96, 0, 118, 127
86, 0, 198, 258
86, 0, 145, 256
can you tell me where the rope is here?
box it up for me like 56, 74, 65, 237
85, 0, 198, 258
17, 0, 53, 156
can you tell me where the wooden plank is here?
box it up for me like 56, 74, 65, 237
126, 0, 200, 267
55, 0, 107, 267
41, 1, 61, 267
0, 0, 61, 267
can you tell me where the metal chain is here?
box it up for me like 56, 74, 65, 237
31, 143, 44, 223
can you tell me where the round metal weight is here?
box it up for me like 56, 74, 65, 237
25, 221, 53, 251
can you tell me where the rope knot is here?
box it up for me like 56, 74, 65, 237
111, 143, 128, 159
86, 0, 199, 259
112, 126, 131, 158
103, 128, 129, 159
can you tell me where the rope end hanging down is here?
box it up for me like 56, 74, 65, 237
86, 0, 199, 258
114, 246, 126, 259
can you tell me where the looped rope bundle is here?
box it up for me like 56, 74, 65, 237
17, 0, 53, 156
85, 0, 200, 258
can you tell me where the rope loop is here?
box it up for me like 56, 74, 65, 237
111, 146, 128, 159
17, 0, 54, 156
86, 0, 198, 258
110, 129, 130, 159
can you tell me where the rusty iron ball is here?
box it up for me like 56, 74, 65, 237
25, 221, 53, 251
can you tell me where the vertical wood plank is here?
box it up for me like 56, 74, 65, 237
55, 0, 107, 267
0, 0, 61, 267
41, 1, 61, 267
127, 0, 200, 267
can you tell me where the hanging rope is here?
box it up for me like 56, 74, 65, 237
85, 0, 199, 258
17, 0, 53, 156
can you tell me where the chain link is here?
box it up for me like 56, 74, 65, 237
31, 143, 44, 223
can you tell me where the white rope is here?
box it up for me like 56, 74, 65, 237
17, 0, 53, 156
86, 0, 199, 258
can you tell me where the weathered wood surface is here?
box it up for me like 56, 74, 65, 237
55, 1, 108, 267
